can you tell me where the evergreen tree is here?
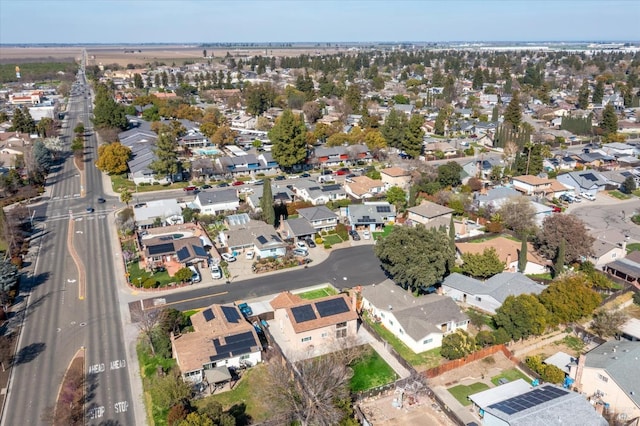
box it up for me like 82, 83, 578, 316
403, 114, 424, 158
554, 239, 566, 277
577, 80, 590, 109
504, 91, 522, 128
93, 83, 127, 129
381, 109, 406, 149
472, 67, 484, 90
11, 107, 36, 134
491, 105, 499, 122
260, 178, 275, 225
599, 103, 618, 136
149, 131, 179, 180
268, 109, 308, 169
518, 237, 528, 273
592, 79, 604, 105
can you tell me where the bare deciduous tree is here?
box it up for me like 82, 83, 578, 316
132, 307, 166, 356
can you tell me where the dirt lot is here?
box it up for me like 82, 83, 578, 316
429, 351, 516, 388
358, 392, 456, 426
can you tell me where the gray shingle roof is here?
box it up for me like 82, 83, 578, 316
584, 340, 640, 407
297, 205, 338, 222
407, 201, 453, 219
442, 272, 545, 304
283, 218, 316, 237
195, 188, 238, 205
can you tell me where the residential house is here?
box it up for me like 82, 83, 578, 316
216, 154, 262, 176
573, 151, 617, 170
423, 141, 457, 158
604, 250, 640, 289
231, 114, 257, 129
469, 382, 607, 426
441, 272, 546, 314
511, 175, 553, 196
571, 340, 640, 420
380, 167, 412, 191
473, 187, 520, 210
269, 292, 358, 360
556, 170, 607, 196
406, 200, 453, 230
171, 304, 263, 383
192, 189, 239, 215
142, 235, 209, 271
280, 218, 317, 241
178, 132, 209, 149
127, 143, 169, 185
544, 351, 576, 375
0, 132, 31, 168
297, 206, 338, 233
456, 236, 548, 275
621, 318, 640, 342
601, 142, 637, 157
392, 104, 414, 116
293, 180, 347, 205
360, 279, 469, 353
190, 158, 216, 180
133, 199, 183, 228
588, 229, 628, 268
462, 157, 503, 180
344, 175, 385, 200
246, 184, 295, 212
220, 218, 286, 257
313, 145, 371, 167
346, 202, 396, 232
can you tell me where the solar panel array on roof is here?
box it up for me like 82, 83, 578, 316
256, 235, 268, 244
221, 306, 241, 323
323, 184, 342, 191
210, 331, 258, 362
147, 242, 175, 255
376, 205, 391, 213
315, 298, 350, 318
291, 305, 317, 323
583, 173, 598, 182
357, 215, 375, 223
203, 308, 215, 322
193, 245, 207, 257
488, 386, 568, 415
176, 246, 190, 262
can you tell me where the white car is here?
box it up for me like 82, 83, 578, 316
188, 265, 201, 283
580, 192, 596, 201
246, 250, 255, 260
221, 253, 237, 262
295, 241, 307, 250
363, 230, 371, 240
292, 248, 309, 257
210, 265, 222, 279
239, 187, 253, 194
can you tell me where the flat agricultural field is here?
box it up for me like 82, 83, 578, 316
0, 47, 81, 64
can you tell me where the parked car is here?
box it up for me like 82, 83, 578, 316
237, 302, 253, 317
221, 253, 237, 262
305, 238, 316, 248
296, 241, 307, 250
183, 186, 198, 192
246, 250, 255, 260
200, 184, 212, 189
580, 192, 596, 201
363, 230, 371, 240
335, 168, 350, 176
551, 206, 562, 213
210, 265, 222, 280
239, 187, 253, 194
232, 181, 244, 186
188, 265, 201, 283
292, 248, 309, 257
274, 175, 286, 181
559, 194, 573, 203
86, 207, 94, 213
217, 182, 230, 187
301, 172, 311, 178
349, 230, 361, 241
321, 169, 333, 175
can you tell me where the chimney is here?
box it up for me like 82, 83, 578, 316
506, 253, 512, 266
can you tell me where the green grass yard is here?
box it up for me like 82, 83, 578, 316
490, 368, 530, 386
296, 286, 339, 300
323, 234, 344, 246
127, 261, 176, 288
609, 190, 632, 200
350, 347, 398, 392
448, 382, 489, 406
372, 225, 394, 240
110, 174, 190, 193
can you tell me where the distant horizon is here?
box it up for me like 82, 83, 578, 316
1, 1, 639, 45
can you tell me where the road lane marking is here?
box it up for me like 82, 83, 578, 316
143, 291, 229, 310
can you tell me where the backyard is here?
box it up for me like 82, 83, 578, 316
350, 346, 398, 392
448, 382, 490, 406
490, 368, 531, 386
363, 313, 442, 370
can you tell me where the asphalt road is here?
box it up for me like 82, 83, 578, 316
2, 58, 135, 425
133, 244, 388, 313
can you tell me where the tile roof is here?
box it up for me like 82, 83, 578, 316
271, 292, 357, 334
456, 236, 548, 266
407, 200, 454, 218
381, 167, 410, 177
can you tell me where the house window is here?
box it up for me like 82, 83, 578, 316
380, 312, 385, 318
423, 338, 433, 344
336, 329, 347, 339
302, 336, 312, 342
597, 374, 609, 383
321, 332, 328, 338
475, 296, 482, 302
240, 354, 250, 361
456, 321, 467, 327
399, 329, 404, 335
336, 322, 347, 329
389, 320, 394, 326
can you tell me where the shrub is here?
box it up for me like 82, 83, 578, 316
315, 237, 323, 245
335, 223, 349, 241
142, 277, 158, 288
324, 243, 332, 249
153, 181, 161, 185
633, 292, 640, 306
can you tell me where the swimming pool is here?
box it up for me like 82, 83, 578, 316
195, 148, 221, 156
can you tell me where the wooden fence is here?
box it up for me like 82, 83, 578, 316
422, 344, 513, 379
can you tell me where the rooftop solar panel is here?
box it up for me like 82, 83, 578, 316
583, 173, 598, 181
257, 235, 268, 244
202, 308, 215, 322
147, 242, 175, 255
488, 386, 568, 415
291, 305, 317, 323
315, 298, 350, 318
376, 205, 391, 213
221, 306, 242, 323
323, 184, 342, 191
176, 246, 190, 262
193, 245, 207, 257
211, 331, 258, 362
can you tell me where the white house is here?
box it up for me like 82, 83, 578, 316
360, 280, 469, 353
133, 199, 183, 228
192, 189, 239, 215
441, 272, 546, 314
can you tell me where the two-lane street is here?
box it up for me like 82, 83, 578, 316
2, 56, 136, 425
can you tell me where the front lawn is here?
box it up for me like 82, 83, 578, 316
627, 243, 640, 253
323, 234, 344, 246
127, 261, 176, 288
364, 313, 442, 369
350, 346, 398, 392
194, 364, 275, 424
490, 368, 530, 386
448, 382, 490, 406
110, 174, 135, 193
609, 190, 632, 200
110, 174, 191, 193
372, 225, 394, 240
297, 286, 339, 300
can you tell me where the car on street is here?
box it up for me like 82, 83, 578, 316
301, 172, 311, 178
335, 167, 350, 175
217, 182, 230, 187
349, 230, 361, 241
221, 253, 237, 262
275, 175, 286, 181
580, 192, 596, 201
292, 248, 309, 257
97, 197, 105, 203
210, 265, 223, 279
200, 184, 212, 189
232, 181, 244, 186
240, 187, 253, 194
305, 238, 316, 248
86, 207, 94, 213
321, 169, 333, 175
183, 186, 198, 192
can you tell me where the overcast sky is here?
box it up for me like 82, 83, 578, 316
1, 0, 639, 44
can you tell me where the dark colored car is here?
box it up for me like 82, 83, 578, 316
200, 184, 212, 189
305, 238, 316, 248
217, 182, 230, 187
275, 175, 286, 181
349, 230, 361, 241
97, 197, 106, 203
301, 172, 311, 178
86, 207, 95, 213
321, 169, 333, 175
